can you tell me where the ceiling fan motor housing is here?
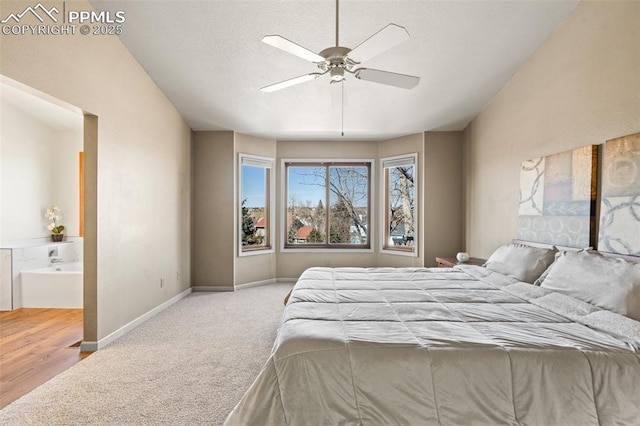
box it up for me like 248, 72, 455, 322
318, 46, 355, 82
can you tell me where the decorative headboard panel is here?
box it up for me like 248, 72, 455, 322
517, 145, 598, 249
597, 132, 640, 256
511, 239, 580, 252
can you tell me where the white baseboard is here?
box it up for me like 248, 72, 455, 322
234, 278, 276, 290
192, 285, 234, 292
234, 277, 299, 290
193, 278, 295, 292
80, 287, 192, 352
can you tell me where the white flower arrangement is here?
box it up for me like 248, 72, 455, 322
44, 205, 65, 234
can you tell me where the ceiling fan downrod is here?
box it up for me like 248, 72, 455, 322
335, 0, 339, 47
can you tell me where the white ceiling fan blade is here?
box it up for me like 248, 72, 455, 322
346, 24, 410, 64
262, 35, 325, 63
354, 68, 420, 89
261, 73, 323, 93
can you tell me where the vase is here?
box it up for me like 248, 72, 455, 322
456, 252, 470, 263
51, 234, 63, 242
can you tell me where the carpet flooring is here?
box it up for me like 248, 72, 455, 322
0, 283, 293, 425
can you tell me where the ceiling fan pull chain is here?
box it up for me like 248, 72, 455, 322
341, 80, 345, 137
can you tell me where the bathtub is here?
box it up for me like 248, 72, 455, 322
20, 262, 83, 308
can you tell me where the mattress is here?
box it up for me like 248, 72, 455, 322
224, 266, 640, 425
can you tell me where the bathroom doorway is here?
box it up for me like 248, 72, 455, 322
0, 76, 94, 406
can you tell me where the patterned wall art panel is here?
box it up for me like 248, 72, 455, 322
598, 132, 640, 255
518, 145, 598, 248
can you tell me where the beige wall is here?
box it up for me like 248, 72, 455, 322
192, 131, 235, 288
424, 131, 464, 266
192, 131, 279, 288
464, 0, 640, 259
1, 0, 192, 345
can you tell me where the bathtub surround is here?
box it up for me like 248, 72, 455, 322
0, 238, 82, 311
0, 252, 10, 311
21, 262, 83, 309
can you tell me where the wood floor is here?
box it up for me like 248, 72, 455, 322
0, 308, 90, 408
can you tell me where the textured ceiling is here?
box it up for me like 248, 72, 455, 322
91, 0, 579, 140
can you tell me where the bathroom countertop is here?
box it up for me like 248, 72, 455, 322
0, 239, 74, 249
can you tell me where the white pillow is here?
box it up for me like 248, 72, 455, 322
532, 248, 594, 286
539, 250, 640, 320
484, 243, 557, 284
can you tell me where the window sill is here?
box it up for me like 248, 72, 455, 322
280, 247, 374, 254
238, 248, 275, 257
380, 248, 418, 257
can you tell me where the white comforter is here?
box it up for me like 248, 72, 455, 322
225, 266, 640, 425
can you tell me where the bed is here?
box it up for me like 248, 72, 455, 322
224, 244, 640, 425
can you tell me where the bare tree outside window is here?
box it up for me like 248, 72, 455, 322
286, 162, 370, 248
383, 155, 417, 253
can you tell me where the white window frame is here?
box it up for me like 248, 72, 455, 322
380, 153, 418, 257
281, 158, 375, 253
238, 153, 275, 257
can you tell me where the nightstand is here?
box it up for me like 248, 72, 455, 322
435, 256, 486, 268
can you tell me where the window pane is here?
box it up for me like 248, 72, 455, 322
387, 164, 415, 249
329, 166, 368, 245
285, 162, 370, 249
241, 164, 268, 250
287, 167, 327, 245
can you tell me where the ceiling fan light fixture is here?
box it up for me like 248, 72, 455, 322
330, 67, 345, 82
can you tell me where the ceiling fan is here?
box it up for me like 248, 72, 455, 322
260, 0, 420, 92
